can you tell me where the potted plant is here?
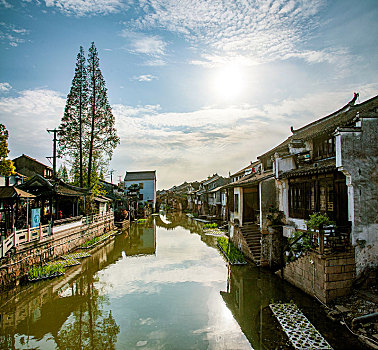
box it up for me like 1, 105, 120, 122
306, 212, 335, 254
266, 207, 285, 233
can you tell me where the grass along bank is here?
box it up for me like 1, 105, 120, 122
217, 237, 246, 265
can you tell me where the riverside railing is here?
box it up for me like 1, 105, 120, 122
0, 212, 114, 259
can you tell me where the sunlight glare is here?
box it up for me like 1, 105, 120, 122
212, 64, 245, 100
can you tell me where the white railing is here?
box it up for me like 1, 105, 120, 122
0, 212, 114, 259
81, 212, 113, 225
0, 224, 51, 258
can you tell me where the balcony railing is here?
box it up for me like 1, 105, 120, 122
311, 225, 351, 254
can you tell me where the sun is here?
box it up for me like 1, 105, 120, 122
212, 64, 245, 100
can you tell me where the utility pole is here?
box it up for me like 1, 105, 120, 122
47, 128, 61, 178
109, 169, 115, 184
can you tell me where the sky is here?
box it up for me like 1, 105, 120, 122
0, 0, 377, 189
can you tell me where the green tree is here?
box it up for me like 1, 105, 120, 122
57, 164, 70, 183
58, 46, 89, 188
0, 124, 15, 176
87, 42, 119, 188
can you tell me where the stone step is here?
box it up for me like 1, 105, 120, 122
243, 230, 261, 234
244, 233, 261, 237
245, 238, 261, 243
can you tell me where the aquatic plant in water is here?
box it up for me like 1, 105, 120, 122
28, 264, 65, 280
203, 223, 218, 229
81, 231, 114, 248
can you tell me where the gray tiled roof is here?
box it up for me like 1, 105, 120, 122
259, 93, 378, 159
125, 171, 156, 181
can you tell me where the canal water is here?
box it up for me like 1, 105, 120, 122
0, 212, 364, 350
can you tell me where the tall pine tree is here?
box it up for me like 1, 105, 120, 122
58, 46, 88, 187
87, 42, 119, 187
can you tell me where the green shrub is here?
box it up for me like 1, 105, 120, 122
267, 207, 285, 226
217, 237, 245, 263
306, 212, 335, 231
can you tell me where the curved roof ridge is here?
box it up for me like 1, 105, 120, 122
291, 93, 358, 134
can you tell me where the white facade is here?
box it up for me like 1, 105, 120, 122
125, 171, 157, 210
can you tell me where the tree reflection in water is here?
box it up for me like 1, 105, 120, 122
57, 279, 120, 350
0, 237, 122, 350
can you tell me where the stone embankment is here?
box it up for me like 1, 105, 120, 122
0, 216, 114, 291
277, 248, 356, 304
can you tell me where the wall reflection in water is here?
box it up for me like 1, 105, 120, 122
0, 214, 361, 350
0, 221, 158, 349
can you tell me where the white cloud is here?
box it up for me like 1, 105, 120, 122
2, 85, 377, 190
43, 0, 124, 16
110, 84, 378, 188
0, 82, 11, 92
129, 0, 349, 67
0, 22, 29, 47
0, 0, 12, 8
132, 74, 158, 82
0, 89, 65, 161
143, 58, 166, 66
121, 31, 167, 56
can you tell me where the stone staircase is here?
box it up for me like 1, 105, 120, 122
241, 222, 262, 266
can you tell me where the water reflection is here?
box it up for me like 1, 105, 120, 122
0, 213, 365, 350
124, 218, 156, 256
0, 237, 123, 349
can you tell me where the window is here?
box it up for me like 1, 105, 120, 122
234, 194, 239, 213
139, 182, 144, 189
313, 135, 335, 159
261, 157, 273, 171
288, 172, 346, 224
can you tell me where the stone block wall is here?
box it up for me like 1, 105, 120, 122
336, 115, 378, 277
259, 178, 277, 230
230, 224, 254, 262
277, 249, 356, 303
261, 229, 284, 270
0, 218, 114, 291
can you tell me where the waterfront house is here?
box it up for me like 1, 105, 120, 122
94, 196, 112, 216
124, 171, 157, 211
193, 174, 228, 218
187, 182, 200, 211
264, 93, 378, 277
98, 179, 128, 213
0, 186, 35, 237
225, 93, 378, 293
17, 175, 89, 224
206, 175, 229, 219
227, 161, 263, 227
249, 93, 378, 302
226, 161, 276, 265
13, 154, 53, 179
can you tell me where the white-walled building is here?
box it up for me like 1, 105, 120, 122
124, 171, 157, 210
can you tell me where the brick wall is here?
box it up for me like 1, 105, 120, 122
277, 248, 355, 303
0, 218, 114, 291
